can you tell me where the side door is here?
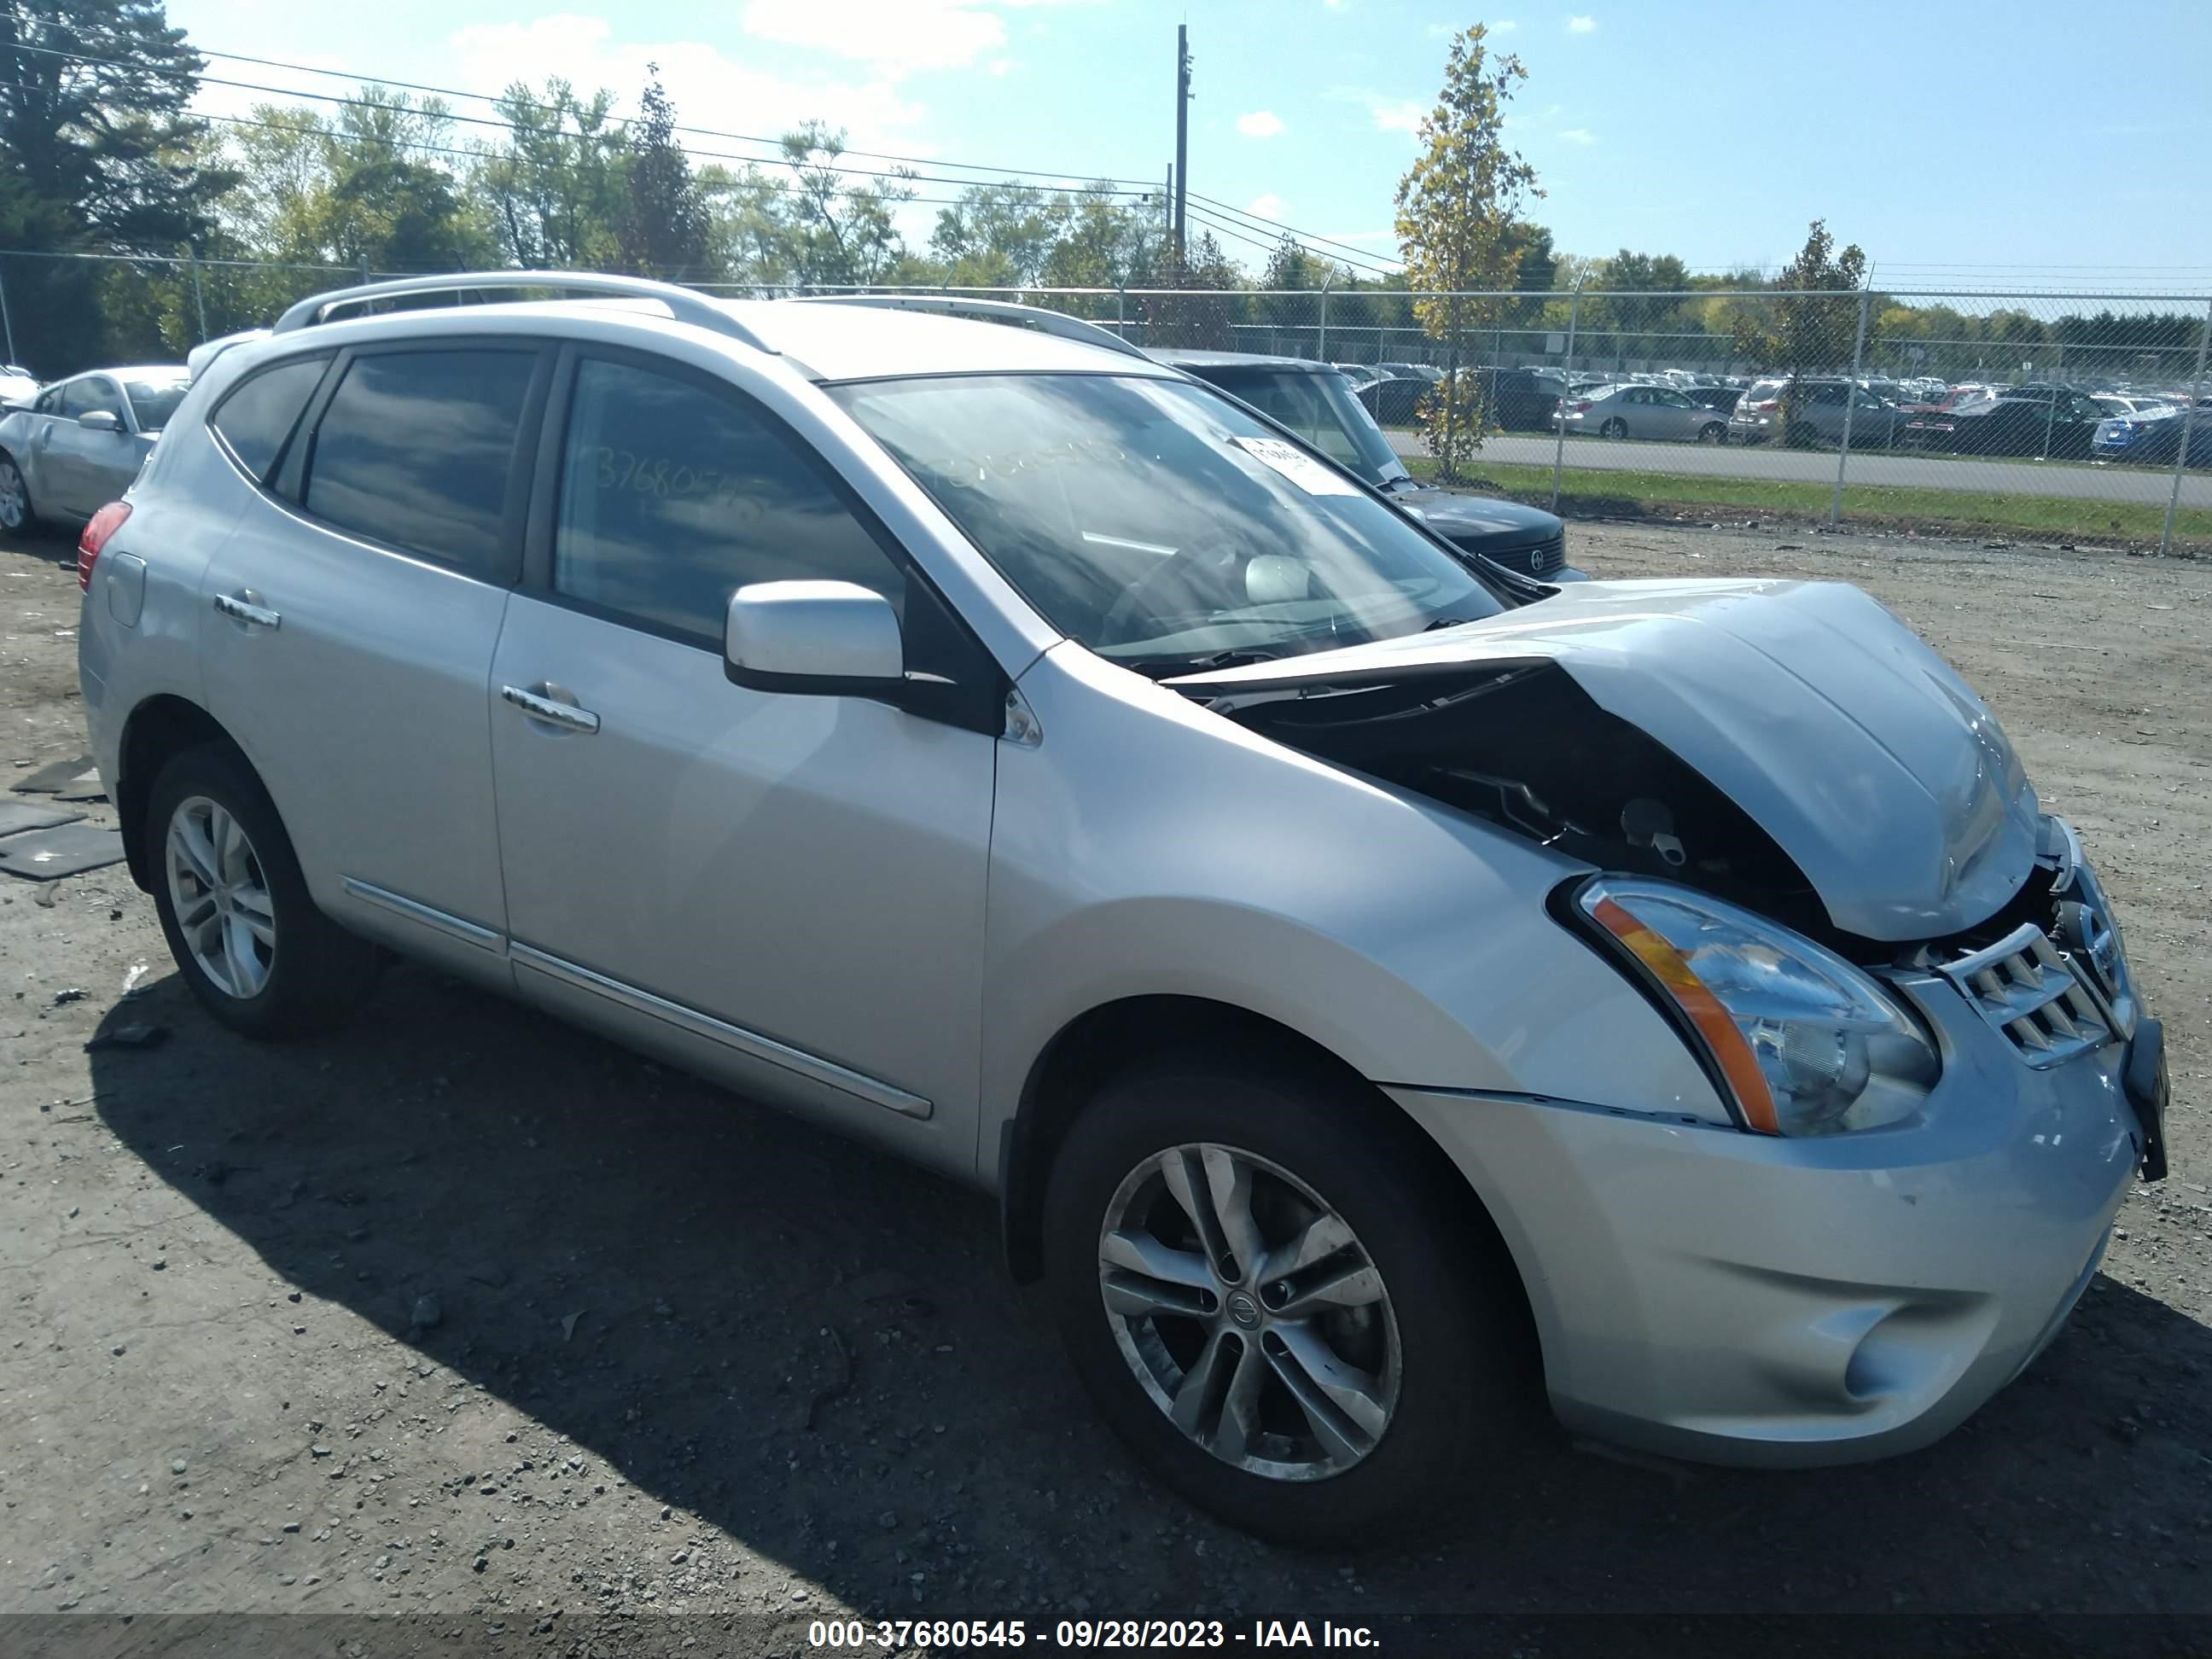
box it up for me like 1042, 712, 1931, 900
198, 340, 550, 986
488, 346, 1000, 1178
44, 375, 131, 514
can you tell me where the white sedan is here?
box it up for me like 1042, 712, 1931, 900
1556, 381, 1733, 443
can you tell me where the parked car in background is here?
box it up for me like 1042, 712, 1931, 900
2092, 397, 2212, 468
1685, 384, 1743, 415
0, 364, 189, 538
1726, 376, 1790, 442
1150, 348, 1581, 579
1463, 365, 1567, 432
80, 271, 2166, 1545
1556, 382, 1732, 444
2089, 393, 2174, 419
1332, 363, 1380, 392
1356, 370, 1432, 425
0, 364, 39, 408
1902, 390, 2109, 457
1377, 361, 1443, 383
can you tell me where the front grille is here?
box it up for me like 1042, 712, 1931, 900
1463, 533, 1565, 578
1936, 921, 2116, 1068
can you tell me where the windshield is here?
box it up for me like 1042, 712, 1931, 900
123, 375, 190, 433
1199, 367, 1408, 486
831, 373, 1501, 671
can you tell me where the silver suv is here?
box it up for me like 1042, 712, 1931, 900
78, 274, 2167, 1546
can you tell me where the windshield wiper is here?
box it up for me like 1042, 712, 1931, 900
1121, 647, 1284, 680
1423, 615, 1477, 632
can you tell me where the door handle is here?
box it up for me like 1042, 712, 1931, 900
501, 683, 600, 735
213, 591, 281, 630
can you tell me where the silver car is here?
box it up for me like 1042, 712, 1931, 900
77, 273, 2166, 1547
1556, 381, 1733, 443
0, 364, 189, 538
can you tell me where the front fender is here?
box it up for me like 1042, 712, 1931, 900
978, 643, 1726, 1179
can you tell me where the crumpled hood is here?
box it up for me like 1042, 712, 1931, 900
1172, 577, 2040, 942
1393, 486, 1561, 548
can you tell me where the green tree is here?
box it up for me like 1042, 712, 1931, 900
474, 79, 624, 270
614, 67, 709, 279
0, 0, 227, 369
1728, 219, 1867, 443
930, 181, 1067, 288
1392, 23, 1539, 480
772, 120, 913, 288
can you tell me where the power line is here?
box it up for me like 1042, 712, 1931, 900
1182, 201, 1399, 281
1184, 190, 1402, 271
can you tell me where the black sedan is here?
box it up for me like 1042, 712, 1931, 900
1901, 391, 2108, 458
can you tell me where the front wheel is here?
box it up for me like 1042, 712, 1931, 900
1698, 422, 1728, 444
146, 744, 378, 1039
0, 454, 38, 538
1043, 1054, 1540, 1545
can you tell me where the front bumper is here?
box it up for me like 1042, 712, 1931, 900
1391, 963, 2148, 1468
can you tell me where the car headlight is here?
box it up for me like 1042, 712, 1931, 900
1573, 877, 1939, 1136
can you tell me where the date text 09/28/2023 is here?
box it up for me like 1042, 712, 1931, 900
806, 1617, 1382, 1650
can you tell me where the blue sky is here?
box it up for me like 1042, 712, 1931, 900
167, 0, 2212, 289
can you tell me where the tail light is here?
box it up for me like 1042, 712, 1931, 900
79, 501, 131, 592
1569, 399, 1593, 412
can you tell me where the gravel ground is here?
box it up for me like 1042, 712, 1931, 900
2, 519, 2209, 1651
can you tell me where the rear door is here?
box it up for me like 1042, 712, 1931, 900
198, 339, 550, 982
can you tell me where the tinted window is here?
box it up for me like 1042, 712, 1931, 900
1200, 368, 1406, 484
61, 378, 125, 420
553, 357, 904, 644
210, 357, 326, 480
303, 350, 536, 572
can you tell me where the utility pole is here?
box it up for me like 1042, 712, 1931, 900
1173, 24, 1190, 268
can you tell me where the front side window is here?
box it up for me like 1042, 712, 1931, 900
301, 349, 536, 573
60, 378, 125, 421
1201, 369, 1407, 486
553, 356, 904, 644
832, 373, 1501, 672
210, 356, 327, 480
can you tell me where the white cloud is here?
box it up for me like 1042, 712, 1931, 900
1236, 109, 1284, 138
1567, 14, 1598, 32
447, 15, 929, 160
1247, 192, 1288, 219
1371, 98, 1426, 135
1557, 127, 1596, 144
740, 0, 1090, 78
190, 49, 349, 125
987, 57, 1016, 76
1492, 18, 1519, 30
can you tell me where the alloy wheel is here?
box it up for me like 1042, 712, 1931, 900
1097, 1142, 1400, 1482
165, 795, 277, 998
0, 461, 25, 530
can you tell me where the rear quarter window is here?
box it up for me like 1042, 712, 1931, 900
209, 356, 329, 482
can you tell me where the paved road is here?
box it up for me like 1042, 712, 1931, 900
1387, 429, 2212, 508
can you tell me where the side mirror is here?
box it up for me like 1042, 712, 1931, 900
725, 579, 904, 696
78, 410, 124, 434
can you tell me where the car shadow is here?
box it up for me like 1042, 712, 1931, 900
89, 962, 2212, 1621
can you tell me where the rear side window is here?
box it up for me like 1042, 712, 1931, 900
550, 355, 905, 646
302, 349, 536, 574
209, 357, 327, 481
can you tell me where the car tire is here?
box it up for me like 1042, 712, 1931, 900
1042, 1049, 1540, 1547
0, 453, 38, 539
1598, 417, 1627, 439
145, 743, 378, 1040
1698, 422, 1727, 444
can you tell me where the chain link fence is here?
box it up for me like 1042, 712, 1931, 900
5, 252, 2207, 554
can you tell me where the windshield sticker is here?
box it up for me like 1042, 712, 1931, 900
1231, 436, 1360, 497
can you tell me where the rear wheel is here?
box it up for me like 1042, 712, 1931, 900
0, 455, 38, 538
1598, 416, 1628, 440
1698, 422, 1727, 444
146, 744, 378, 1039
1043, 1053, 1540, 1546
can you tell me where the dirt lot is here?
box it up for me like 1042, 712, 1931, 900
3, 519, 2209, 1651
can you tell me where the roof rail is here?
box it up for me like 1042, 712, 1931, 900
794, 293, 1150, 362
187, 328, 270, 380
271, 271, 774, 354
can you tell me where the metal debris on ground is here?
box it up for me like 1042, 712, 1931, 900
0, 800, 82, 836
9, 754, 96, 794
0, 823, 126, 881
